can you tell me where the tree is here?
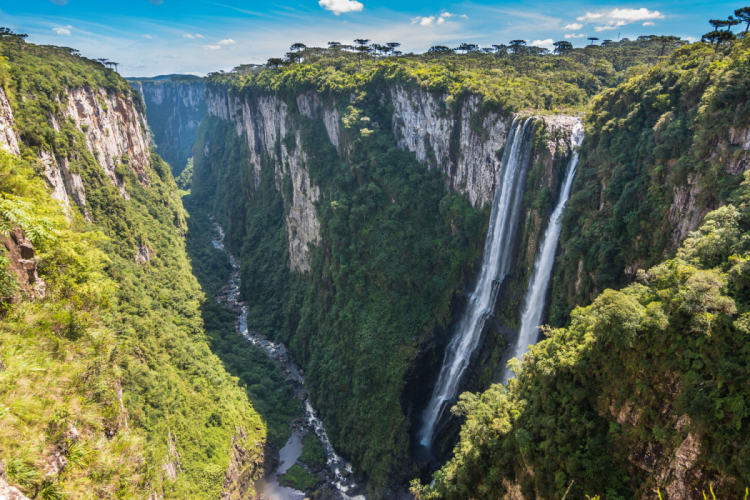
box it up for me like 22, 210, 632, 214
354, 39, 371, 71
492, 44, 508, 54
709, 18, 738, 30
427, 45, 452, 57
267, 57, 285, 69
481, 47, 494, 54
601, 39, 615, 46
702, 29, 736, 52
290, 43, 306, 63
386, 42, 401, 53
553, 41, 573, 55
455, 43, 479, 54
508, 40, 526, 54
371, 43, 388, 56
654, 35, 680, 57
735, 7, 750, 33
587, 37, 599, 46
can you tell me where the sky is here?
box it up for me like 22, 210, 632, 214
0, 0, 742, 77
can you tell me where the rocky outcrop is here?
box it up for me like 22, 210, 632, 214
0, 228, 45, 303
206, 89, 321, 272
0, 87, 20, 156
220, 426, 264, 500
32, 86, 152, 214
63, 87, 152, 190
132, 78, 206, 174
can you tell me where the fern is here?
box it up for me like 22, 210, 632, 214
0, 196, 57, 246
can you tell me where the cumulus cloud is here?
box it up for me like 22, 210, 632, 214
318, 0, 364, 15
203, 45, 221, 50
219, 39, 236, 45
53, 25, 73, 36
531, 39, 554, 48
565, 33, 587, 38
577, 12, 603, 21
413, 11, 457, 27
564, 23, 583, 30
578, 8, 664, 31
643, 21, 656, 26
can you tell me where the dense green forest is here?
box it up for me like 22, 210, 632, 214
412, 24, 750, 500
0, 40, 266, 498
189, 33, 695, 495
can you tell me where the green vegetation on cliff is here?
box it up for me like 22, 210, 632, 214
192, 81, 489, 491
215, 36, 683, 114
551, 36, 750, 324
413, 196, 750, 499
0, 40, 265, 499
413, 37, 750, 500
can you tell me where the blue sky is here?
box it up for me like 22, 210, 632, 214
0, 0, 741, 77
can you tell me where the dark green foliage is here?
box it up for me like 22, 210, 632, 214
192, 78, 488, 492
184, 203, 302, 447
278, 464, 320, 491
550, 37, 750, 326
299, 433, 326, 467
415, 199, 750, 500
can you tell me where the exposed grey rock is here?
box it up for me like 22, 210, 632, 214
0, 87, 20, 156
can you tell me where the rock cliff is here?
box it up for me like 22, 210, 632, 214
205, 85, 580, 271
131, 78, 206, 174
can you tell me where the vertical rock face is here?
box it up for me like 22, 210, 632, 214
205, 86, 581, 271
389, 86, 511, 208
64, 87, 152, 189
33, 86, 152, 213
0, 87, 20, 156
132, 79, 207, 174
206, 89, 321, 272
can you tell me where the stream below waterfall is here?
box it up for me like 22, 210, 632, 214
210, 219, 366, 500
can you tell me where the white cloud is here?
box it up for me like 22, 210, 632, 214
196, 34, 204, 38
580, 8, 664, 31
183, 34, 195, 39
565, 33, 587, 38
531, 38, 554, 47
142, 34, 153, 39
577, 12, 603, 21
318, 0, 364, 15
564, 23, 583, 30
609, 8, 663, 22
459, 14, 468, 19
414, 11, 457, 27
643, 21, 656, 26
203, 45, 221, 50
219, 39, 236, 45
53, 25, 73, 36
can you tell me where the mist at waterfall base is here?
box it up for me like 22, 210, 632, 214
502, 122, 584, 384
415, 118, 535, 454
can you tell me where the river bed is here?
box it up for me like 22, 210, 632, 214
210, 219, 366, 500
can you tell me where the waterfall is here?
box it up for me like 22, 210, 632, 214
502, 121, 584, 383
417, 118, 535, 449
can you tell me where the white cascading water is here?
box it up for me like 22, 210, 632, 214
417, 118, 535, 449
502, 121, 584, 383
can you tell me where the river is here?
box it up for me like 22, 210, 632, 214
211, 219, 366, 500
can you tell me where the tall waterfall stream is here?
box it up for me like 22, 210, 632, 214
502, 121, 584, 383
417, 118, 535, 450
211, 220, 365, 500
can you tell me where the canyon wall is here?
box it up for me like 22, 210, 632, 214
131, 78, 206, 174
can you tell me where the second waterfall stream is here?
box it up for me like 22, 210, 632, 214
417, 118, 535, 449
502, 121, 584, 383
